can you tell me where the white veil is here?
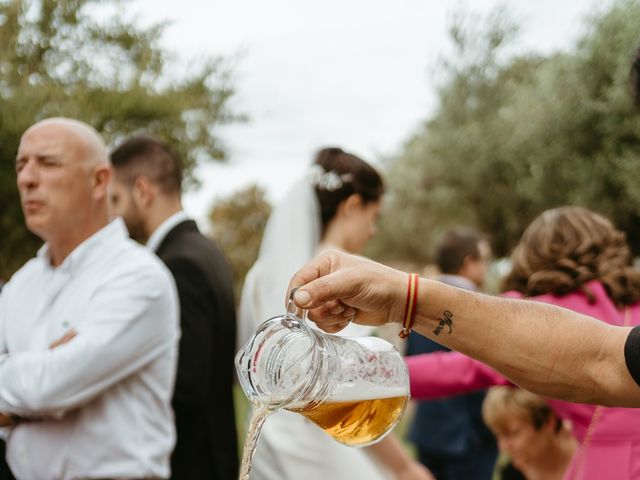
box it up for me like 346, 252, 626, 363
237, 171, 321, 349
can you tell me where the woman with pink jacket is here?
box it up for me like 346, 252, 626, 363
407, 206, 640, 480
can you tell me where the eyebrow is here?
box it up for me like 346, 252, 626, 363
15, 154, 28, 167
16, 153, 58, 163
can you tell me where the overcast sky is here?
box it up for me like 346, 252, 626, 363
132, 0, 596, 225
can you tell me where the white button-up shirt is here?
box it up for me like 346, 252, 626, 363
0, 218, 179, 480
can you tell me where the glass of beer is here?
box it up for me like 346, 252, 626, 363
235, 294, 409, 447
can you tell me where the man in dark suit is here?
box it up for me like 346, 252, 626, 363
406, 228, 497, 480
110, 136, 238, 480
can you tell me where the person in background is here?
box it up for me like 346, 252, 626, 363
482, 387, 576, 480
406, 228, 497, 480
239, 147, 432, 480
0, 118, 179, 479
403, 206, 640, 479
110, 135, 238, 480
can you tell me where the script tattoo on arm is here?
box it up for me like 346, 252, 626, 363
433, 310, 454, 336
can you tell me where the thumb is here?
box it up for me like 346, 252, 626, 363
292, 271, 347, 309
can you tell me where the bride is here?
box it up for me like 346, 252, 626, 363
238, 147, 431, 480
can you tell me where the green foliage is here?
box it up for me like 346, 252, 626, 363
208, 185, 271, 300
370, 0, 640, 264
0, 0, 239, 278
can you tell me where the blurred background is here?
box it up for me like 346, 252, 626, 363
4, 0, 640, 291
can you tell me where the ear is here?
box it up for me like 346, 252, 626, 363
132, 176, 156, 208
459, 254, 476, 274
341, 194, 364, 217
92, 164, 112, 201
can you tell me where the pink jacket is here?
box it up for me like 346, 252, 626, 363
406, 281, 640, 480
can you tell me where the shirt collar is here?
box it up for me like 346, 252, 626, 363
145, 210, 190, 253
37, 218, 129, 274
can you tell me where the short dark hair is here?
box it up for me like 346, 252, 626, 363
110, 135, 183, 194
435, 227, 485, 274
313, 147, 384, 233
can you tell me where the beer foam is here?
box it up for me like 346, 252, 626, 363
254, 383, 408, 410
327, 382, 408, 402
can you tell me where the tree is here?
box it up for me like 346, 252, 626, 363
0, 0, 239, 278
208, 185, 271, 299
369, 1, 640, 265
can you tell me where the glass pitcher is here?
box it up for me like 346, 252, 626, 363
235, 291, 409, 447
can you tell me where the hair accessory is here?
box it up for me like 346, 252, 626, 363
309, 164, 353, 192
399, 273, 419, 338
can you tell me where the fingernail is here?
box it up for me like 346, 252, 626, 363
294, 289, 312, 306
330, 305, 345, 315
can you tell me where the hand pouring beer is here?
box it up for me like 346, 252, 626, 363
235, 289, 410, 479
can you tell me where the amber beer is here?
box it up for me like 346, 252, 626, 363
288, 394, 408, 447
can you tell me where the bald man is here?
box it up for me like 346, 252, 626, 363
0, 118, 179, 479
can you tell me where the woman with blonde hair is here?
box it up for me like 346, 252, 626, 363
406, 206, 640, 479
482, 387, 576, 480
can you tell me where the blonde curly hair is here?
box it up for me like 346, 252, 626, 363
502, 206, 640, 306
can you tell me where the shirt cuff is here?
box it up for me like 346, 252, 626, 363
624, 325, 640, 387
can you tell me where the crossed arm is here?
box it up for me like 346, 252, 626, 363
0, 267, 178, 423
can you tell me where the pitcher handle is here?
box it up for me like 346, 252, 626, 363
286, 288, 310, 329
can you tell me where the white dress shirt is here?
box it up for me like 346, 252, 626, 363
0, 218, 180, 480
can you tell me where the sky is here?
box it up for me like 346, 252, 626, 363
132, 0, 596, 226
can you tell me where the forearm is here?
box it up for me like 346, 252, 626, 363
407, 351, 511, 400
0, 331, 173, 416
411, 279, 640, 406
0, 272, 177, 416
367, 434, 429, 479
367, 435, 408, 471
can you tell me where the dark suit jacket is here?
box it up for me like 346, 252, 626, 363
156, 220, 238, 480
406, 275, 496, 459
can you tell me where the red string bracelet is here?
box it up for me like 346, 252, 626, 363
399, 273, 419, 338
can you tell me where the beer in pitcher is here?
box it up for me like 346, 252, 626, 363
235, 296, 410, 476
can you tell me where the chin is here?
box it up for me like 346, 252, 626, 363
24, 215, 43, 231
510, 456, 527, 469
24, 222, 48, 240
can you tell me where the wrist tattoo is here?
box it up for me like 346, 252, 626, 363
433, 310, 454, 336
